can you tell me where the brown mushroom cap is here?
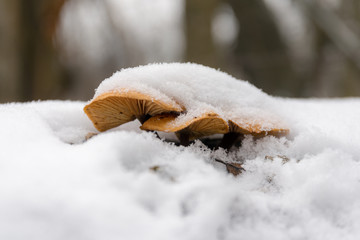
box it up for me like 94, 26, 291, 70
84, 90, 184, 132
228, 116, 289, 137
218, 113, 289, 150
140, 112, 229, 142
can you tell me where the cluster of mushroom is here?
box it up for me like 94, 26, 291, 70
84, 88, 289, 150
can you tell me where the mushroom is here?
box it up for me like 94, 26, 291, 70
140, 112, 229, 146
84, 90, 184, 132
219, 116, 289, 150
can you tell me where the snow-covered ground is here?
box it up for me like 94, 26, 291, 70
1, 65, 360, 239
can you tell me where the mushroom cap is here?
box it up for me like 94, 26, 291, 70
84, 90, 184, 132
141, 112, 229, 141
228, 115, 289, 137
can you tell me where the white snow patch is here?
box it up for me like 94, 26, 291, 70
94, 63, 283, 127
1, 74, 360, 239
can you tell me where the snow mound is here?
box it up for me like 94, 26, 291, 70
1, 78, 360, 239
94, 63, 280, 124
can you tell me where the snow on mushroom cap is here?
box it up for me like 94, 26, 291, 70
95, 63, 277, 123
94, 83, 180, 110
227, 107, 289, 134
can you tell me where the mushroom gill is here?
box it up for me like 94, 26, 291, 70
141, 112, 229, 146
84, 90, 184, 132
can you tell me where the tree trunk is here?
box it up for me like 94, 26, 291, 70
228, 0, 299, 97
17, 0, 68, 101
185, 0, 219, 68
0, 0, 20, 102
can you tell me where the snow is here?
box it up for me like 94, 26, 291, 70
94, 63, 284, 128
1, 67, 360, 239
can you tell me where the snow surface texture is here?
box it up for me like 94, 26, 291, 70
2, 66, 360, 239
94, 63, 286, 130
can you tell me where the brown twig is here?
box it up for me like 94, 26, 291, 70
215, 158, 245, 176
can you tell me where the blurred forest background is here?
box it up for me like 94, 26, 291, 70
1, 0, 360, 103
